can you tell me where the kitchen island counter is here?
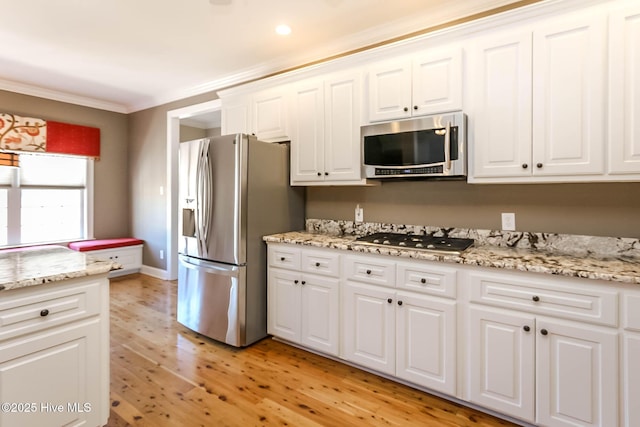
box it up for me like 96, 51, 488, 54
264, 230, 640, 285
0, 245, 119, 292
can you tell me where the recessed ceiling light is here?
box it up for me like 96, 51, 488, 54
275, 24, 291, 36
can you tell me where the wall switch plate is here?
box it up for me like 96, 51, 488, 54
355, 204, 364, 223
501, 213, 516, 231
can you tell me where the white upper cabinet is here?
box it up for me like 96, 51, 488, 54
469, 9, 608, 182
290, 70, 369, 185
367, 58, 412, 122
252, 86, 290, 142
470, 31, 533, 178
220, 86, 290, 142
220, 94, 250, 136
367, 46, 462, 122
532, 13, 606, 177
290, 78, 325, 183
609, 4, 640, 174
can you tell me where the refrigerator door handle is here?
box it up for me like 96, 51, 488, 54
196, 139, 213, 257
179, 255, 239, 276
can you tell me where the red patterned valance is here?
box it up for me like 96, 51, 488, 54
0, 113, 100, 158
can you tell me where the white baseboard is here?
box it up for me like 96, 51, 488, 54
140, 265, 172, 280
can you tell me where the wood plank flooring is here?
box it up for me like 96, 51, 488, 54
107, 274, 519, 427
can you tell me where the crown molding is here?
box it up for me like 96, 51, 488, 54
0, 78, 129, 114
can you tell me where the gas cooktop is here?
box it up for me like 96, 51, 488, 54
354, 232, 474, 254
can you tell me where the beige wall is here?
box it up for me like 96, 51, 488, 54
0, 90, 130, 239
307, 180, 640, 238
128, 92, 217, 270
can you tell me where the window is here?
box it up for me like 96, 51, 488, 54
0, 152, 92, 247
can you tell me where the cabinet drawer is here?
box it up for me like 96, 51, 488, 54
301, 250, 340, 278
623, 292, 640, 332
268, 245, 301, 271
89, 245, 142, 275
469, 272, 618, 326
396, 261, 456, 298
344, 255, 395, 287
0, 280, 102, 341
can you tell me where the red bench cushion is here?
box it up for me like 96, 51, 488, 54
68, 238, 144, 252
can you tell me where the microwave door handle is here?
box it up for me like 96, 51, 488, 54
444, 121, 451, 172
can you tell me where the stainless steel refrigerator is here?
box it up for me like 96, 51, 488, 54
177, 134, 304, 347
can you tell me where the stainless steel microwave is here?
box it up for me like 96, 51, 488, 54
362, 112, 467, 179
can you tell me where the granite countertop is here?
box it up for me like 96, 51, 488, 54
263, 230, 640, 285
0, 245, 120, 292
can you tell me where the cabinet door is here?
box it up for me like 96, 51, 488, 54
412, 46, 462, 116
609, 6, 640, 174
367, 58, 412, 122
267, 269, 301, 342
252, 87, 289, 142
221, 95, 250, 136
396, 291, 456, 395
532, 13, 606, 176
469, 31, 533, 178
342, 281, 395, 374
536, 319, 618, 427
290, 79, 325, 183
0, 319, 102, 427
468, 306, 535, 423
623, 333, 640, 427
324, 71, 363, 181
300, 274, 340, 356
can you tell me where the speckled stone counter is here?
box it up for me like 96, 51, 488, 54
0, 245, 120, 292
264, 220, 640, 285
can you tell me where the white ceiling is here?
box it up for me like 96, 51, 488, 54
0, 0, 521, 114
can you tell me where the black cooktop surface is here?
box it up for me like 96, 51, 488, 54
355, 232, 474, 253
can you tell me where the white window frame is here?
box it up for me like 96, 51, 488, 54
0, 155, 94, 247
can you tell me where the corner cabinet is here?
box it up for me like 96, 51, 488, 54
468, 10, 607, 182
290, 70, 370, 185
367, 45, 462, 122
0, 276, 109, 427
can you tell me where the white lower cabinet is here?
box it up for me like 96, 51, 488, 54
0, 320, 101, 427
468, 271, 619, 427
468, 306, 536, 421
268, 268, 340, 355
536, 319, 617, 427
342, 281, 395, 374
267, 245, 340, 356
622, 291, 640, 427
341, 253, 457, 395
342, 282, 456, 394
0, 276, 109, 427
266, 243, 630, 426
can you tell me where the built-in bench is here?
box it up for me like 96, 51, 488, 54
68, 238, 144, 277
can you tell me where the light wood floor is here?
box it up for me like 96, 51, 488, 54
107, 274, 519, 427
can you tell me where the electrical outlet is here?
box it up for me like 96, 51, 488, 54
355, 204, 364, 223
159, 249, 164, 260
501, 213, 516, 231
